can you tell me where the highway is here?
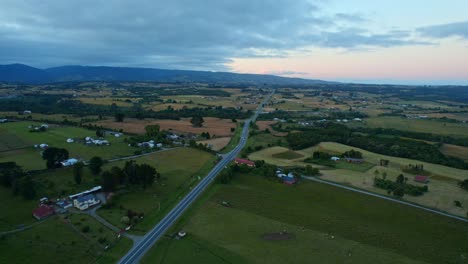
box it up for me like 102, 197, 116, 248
118, 90, 274, 264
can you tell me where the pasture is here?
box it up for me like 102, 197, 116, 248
97, 147, 215, 232
142, 173, 468, 264
0, 121, 135, 170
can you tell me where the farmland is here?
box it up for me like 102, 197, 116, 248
97, 147, 215, 232
248, 141, 468, 217
91, 117, 236, 136
142, 172, 468, 264
0, 121, 135, 170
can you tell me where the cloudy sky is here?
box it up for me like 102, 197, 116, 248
1, 0, 468, 84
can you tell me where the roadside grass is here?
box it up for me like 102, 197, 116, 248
0, 217, 101, 264
0, 121, 135, 170
357, 116, 468, 137
142, 173, 468, 264
0, 186, 38, 232
97, 148, 215, 233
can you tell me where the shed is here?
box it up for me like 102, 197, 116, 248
33, 204, 54, 220
414, 175, 429, 184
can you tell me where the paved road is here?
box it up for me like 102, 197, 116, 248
118, 91, 274, 264
303, 176, 468, 223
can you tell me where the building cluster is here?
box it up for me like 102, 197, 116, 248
32, 186, 103, 220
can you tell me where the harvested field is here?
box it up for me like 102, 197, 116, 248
197, 137, 231, 151
91, 117, 236, 136
256, 121, 277, 131
440, 144, 468, 161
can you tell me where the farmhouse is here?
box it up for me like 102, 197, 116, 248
234, 158, 255, 167
414, 175, 429, 184
61, 158, 79, 167
330, 156, 340, 161
73, 194, 100, 210
32, 204, 55, 220
282, 172, 297, 185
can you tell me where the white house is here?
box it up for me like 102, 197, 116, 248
66, 138, 74, 143
73, 194, 100, 210
331, 156, 340, 161
39, 143, 49, 149
61, 158, 79, 167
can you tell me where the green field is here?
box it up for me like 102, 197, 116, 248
355, 116, 468, 137
98, 148, 215, 233
142, 173, 468, 264
0, 186, 38, 232
0, 121, 135, 170
271, 149, 304, 160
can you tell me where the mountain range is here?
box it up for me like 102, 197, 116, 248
0, 64, 329, 85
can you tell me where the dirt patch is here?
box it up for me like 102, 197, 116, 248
262, 232, 295, 241
90, 117, 236, 136
197, 137, 232, 151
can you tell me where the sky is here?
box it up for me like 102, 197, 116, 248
1, 0, 468, 84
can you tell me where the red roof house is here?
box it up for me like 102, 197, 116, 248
234, 158, 255, 167
414, 175, 429, 183
32, 204, 55, 220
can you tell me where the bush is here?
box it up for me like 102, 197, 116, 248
81, 226, 90, 233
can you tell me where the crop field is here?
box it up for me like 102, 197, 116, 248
0, 121, 135, 170
440, 144, 468, 161
356, 116, 468, 137
142, 173, 468, 264
78, 97, 137, 107
93, 117, 236, 136
249, 146, 310, 167
98, 148, 215, 232
197, 137, 231, 151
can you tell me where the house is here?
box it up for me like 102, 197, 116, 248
353, 118, 362, 122
69, 186, 102, 200
61, 158, 79, 167
414, 175, 429, 184
345, 157, 363, 164
56, 200, 72, 209
0, 119, 7, 123
23, 110, 32, 114
282, 173, 297, 185
73, 194, 100, 210
39, 143, 49, 149
32, 204, 54, 220
330, 156, 340, 161
234, 158, 255, 167
66, 138, 74, 143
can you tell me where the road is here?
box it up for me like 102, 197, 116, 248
303, 176, 468, 223
118, 90, 274, 264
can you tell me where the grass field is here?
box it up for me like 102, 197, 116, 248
97, 148, 215, 233
0, 186, 38, 232
0, 121, 135, 170
356, 116, 468, 137
271, 150, 304, 160
91, 117, 236, 136
142, 173, 468, 264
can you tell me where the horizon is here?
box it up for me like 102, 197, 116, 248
1, 0, 468, 85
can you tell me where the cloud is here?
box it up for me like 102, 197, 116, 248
0, 0, 432, 70
418, 21, 468, 39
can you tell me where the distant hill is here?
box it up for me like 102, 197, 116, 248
0, 64, 330, 85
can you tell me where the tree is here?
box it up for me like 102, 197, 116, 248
42, 147, 69, 169
145, 125, 160, 138
96, 129, 104, 138
89, 156, 104, 175
102, 171, 117, 192
20, 176, 36, 200
114, 113, 125, 122
454, 200, 462, 207
396, 174, 405, 184
190, 115, 204, 127
231, 118, 237, 123
459, 179, 468, 191
305, 165, 320, 176
73, 162, 84, 185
